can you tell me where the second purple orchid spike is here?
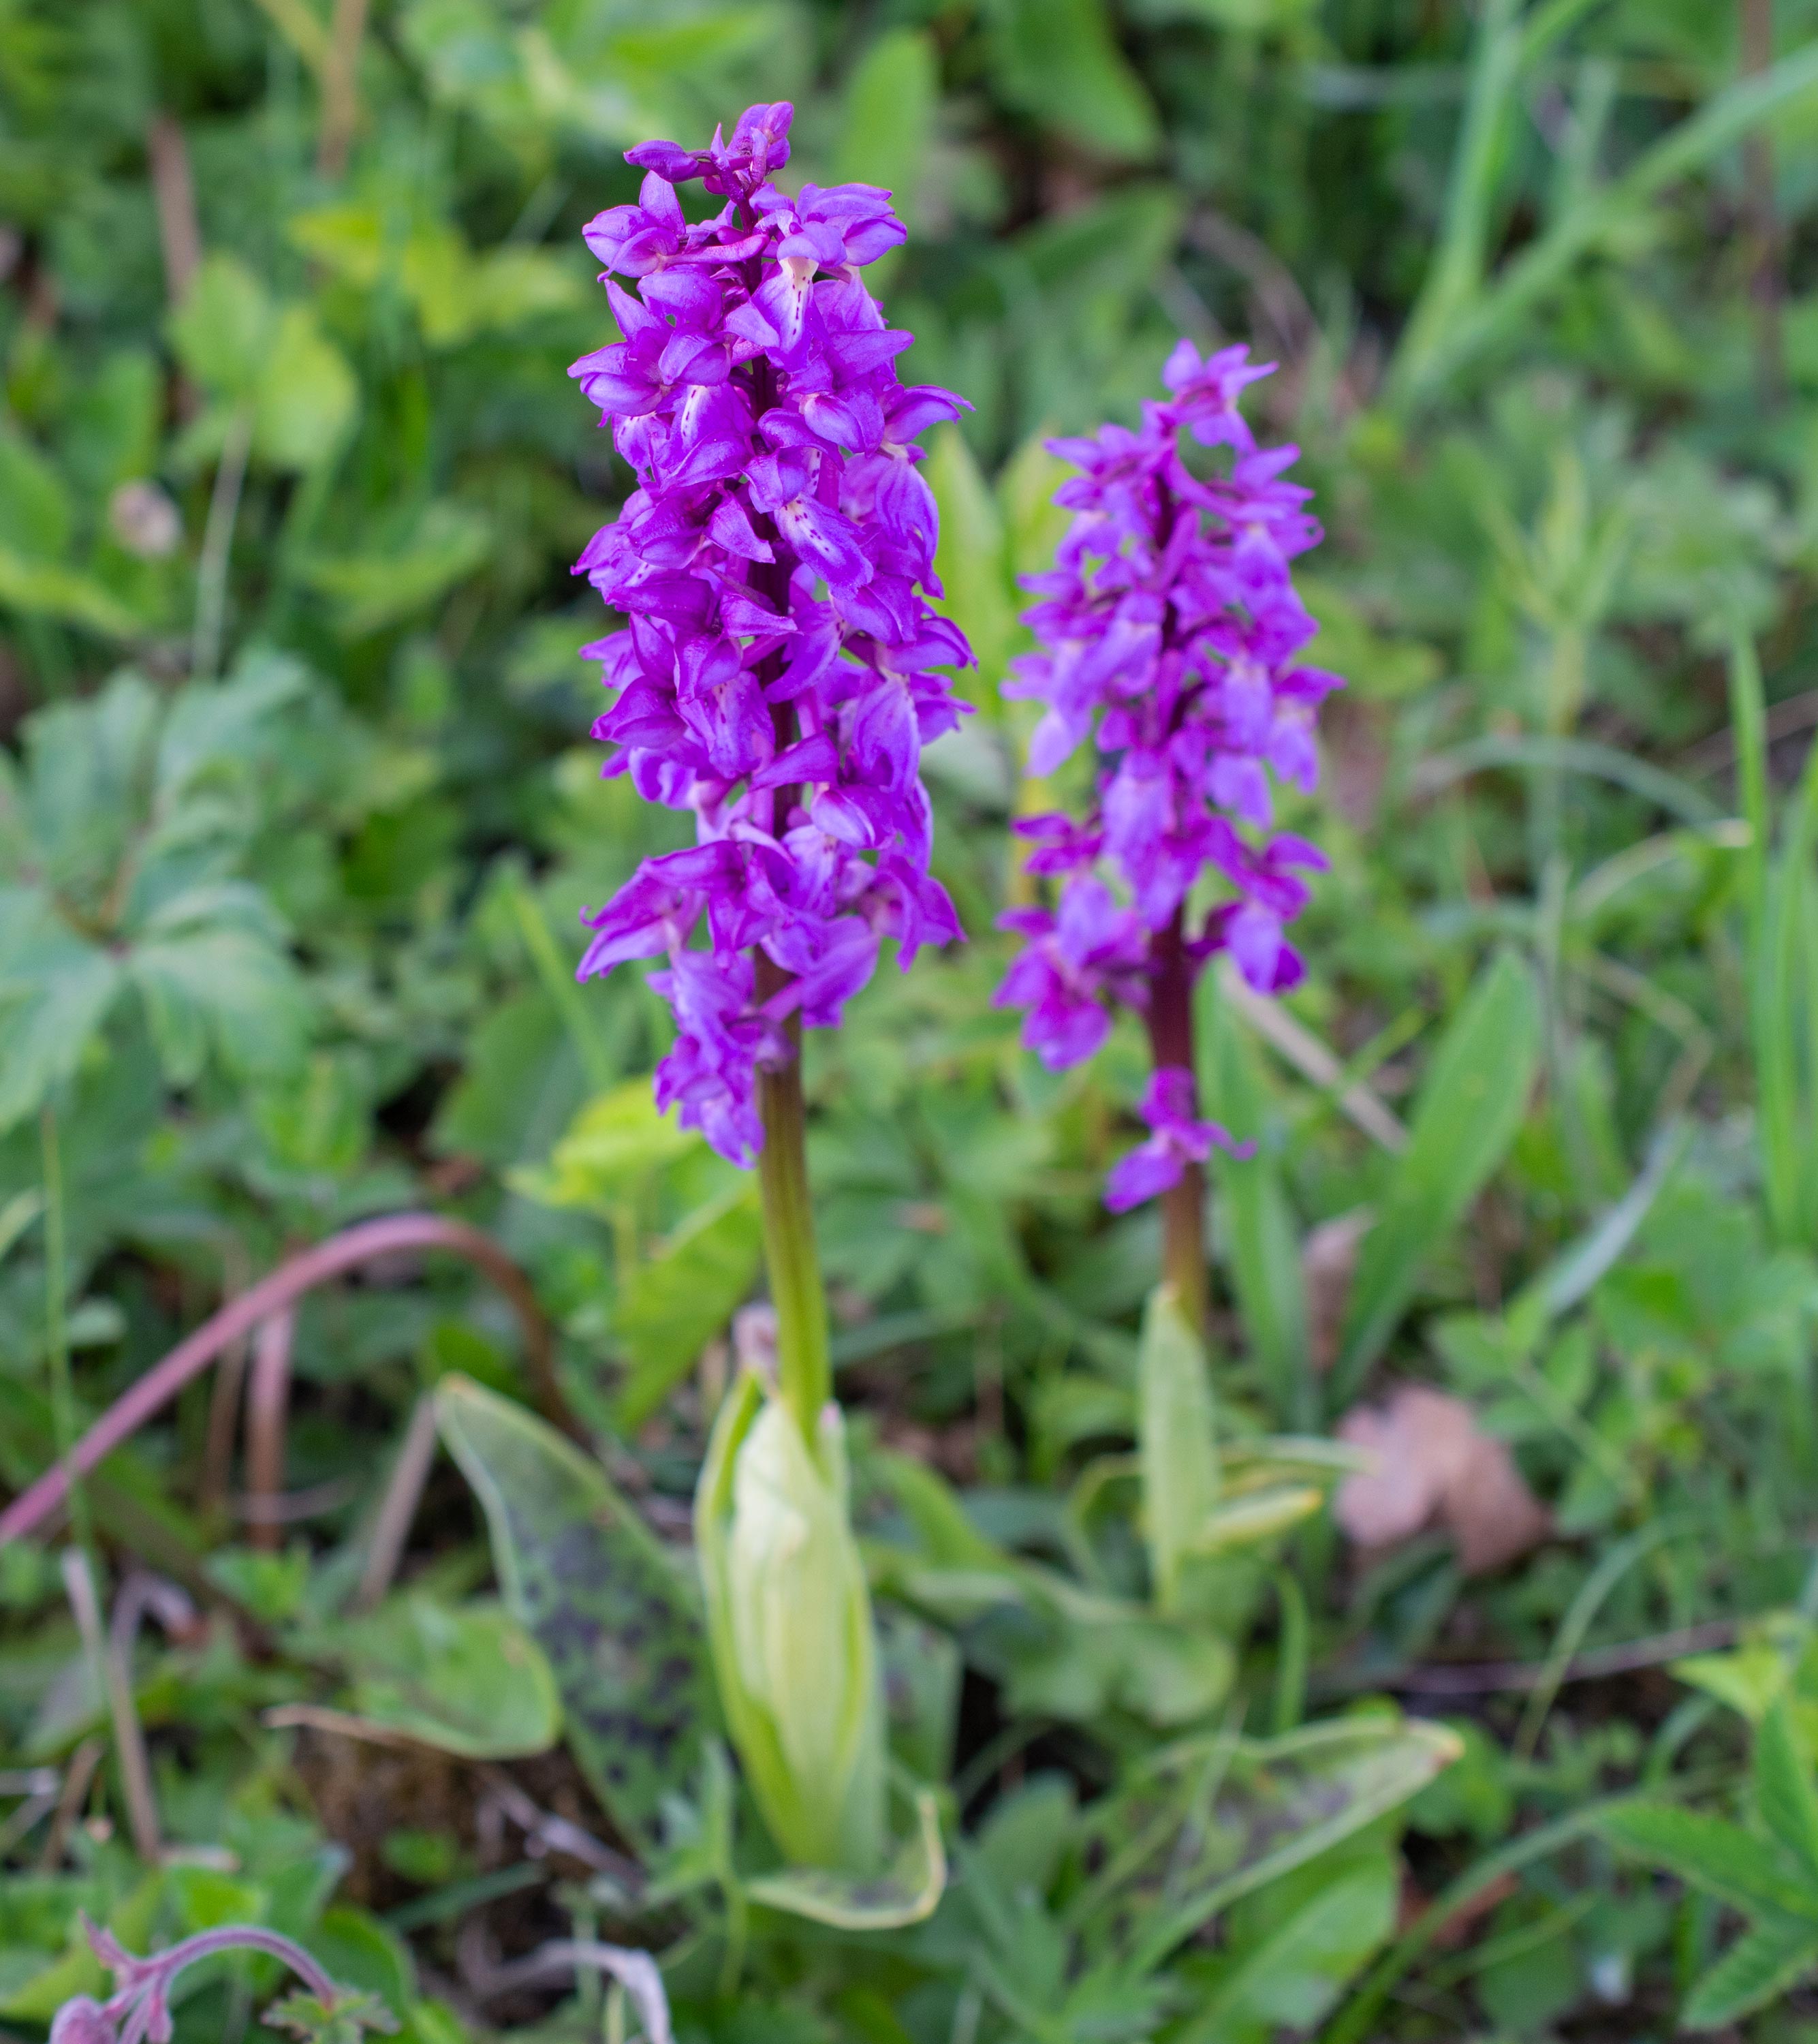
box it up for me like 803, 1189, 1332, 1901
996, 339, 1340, 1329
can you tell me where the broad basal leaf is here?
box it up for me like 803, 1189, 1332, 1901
1082, 1717, 1461, 1970
435, 1376, 713, 1848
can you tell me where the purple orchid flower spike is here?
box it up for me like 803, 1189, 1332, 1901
570, 102, 973, 1170
997, 340, 1339, 1329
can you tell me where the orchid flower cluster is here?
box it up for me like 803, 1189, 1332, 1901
995, 340, 1341, 1215
569, 100, 971, 1168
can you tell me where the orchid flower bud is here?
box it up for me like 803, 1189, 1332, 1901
695, 1371, 886, 1872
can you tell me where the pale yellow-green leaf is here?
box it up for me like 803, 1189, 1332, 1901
170, 253, 272, 399
1138, 1283, 1219, 1615
509, 1079, 699, 1211
747, 1786, 947, 1927
254, 307, 358, 469
288, 202, 388, 288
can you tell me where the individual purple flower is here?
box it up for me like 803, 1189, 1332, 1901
1104, 1068, 1255, 1213
570, 104, 973, 1164
997, 341, 1339, 1224
995, 876, 1148, 1070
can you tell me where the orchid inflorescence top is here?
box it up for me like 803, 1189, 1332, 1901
995, 341, 1341, 1211
569, 102, 973, 1166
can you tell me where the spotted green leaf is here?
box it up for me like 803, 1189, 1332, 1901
435, 1375, 715, 1849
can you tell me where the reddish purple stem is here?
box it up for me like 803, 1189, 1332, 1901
1, 1213, 570, 1549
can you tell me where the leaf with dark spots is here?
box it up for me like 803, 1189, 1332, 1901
1078, 1716, 1461, 1970
435, 1374, 716, 1851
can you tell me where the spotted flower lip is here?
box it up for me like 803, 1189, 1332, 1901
996, 339, 1340, 1207
570, 103, 973, 1166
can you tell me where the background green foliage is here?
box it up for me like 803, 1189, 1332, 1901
10, 0, 1818, 2036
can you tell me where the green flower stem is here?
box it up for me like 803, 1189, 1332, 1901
753, 960, 832, 1445
1145, 912, 1210, 1340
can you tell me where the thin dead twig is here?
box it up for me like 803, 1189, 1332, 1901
35, 1737, 105, 1871
1219, 961, 1410, 1153
316, 0, 371, 177
245, 1309, 296, 1555
1347, 1617, 1740, 1698
200, 1237, 254, 1515
63, 1553, 162, 1864
354, 1395, 440, 1609
477, 1767, 645, 1893
145, 115, 200, 307
0, 1769, 59, 1860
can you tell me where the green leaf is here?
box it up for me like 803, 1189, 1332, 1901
435, 1375, 714, 1847
614, 1183, 762, 1429
1334, 951, 1541, 1396
1602, 1803, 1818, 1920
254, 306, 358, 469
1086, 1718, 1461, 1970
832, 28, 938, 228
0, 545, 143, 638
0, 894, 122, 1130
302, 504, 490, 638
1177, 1855, 1398, 2044
1756, 1698, 1818, 1881
0, 426, 71, 558
432, 989, 584, 1167
510, 1080, 698, 1210
131, 922, 310, 1086
1193, 1484, 1323, 1555
264, 1988, 401, 2044
341, 1596, 562, 1759
1396, 36, 1818, 402
1137, 1283, 1219, 1615
926, 425, 1016, 698
999, 431, 1073, 585
1681, 1913, 1818, 2031
170, 254, 272, 399
1204, 993, 1309, 1417
877, 1605, 960, 1784
746, 1786, 947, 1930
993, 1583, 1236, 1729
302, 1906, 416, 2019
155, 653, 309, 799
985, 0, 1159, 159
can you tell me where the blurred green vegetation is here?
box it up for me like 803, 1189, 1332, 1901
10, 0, 1818, 2037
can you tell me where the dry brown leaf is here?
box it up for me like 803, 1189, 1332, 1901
1335, 1385, 1550, 1576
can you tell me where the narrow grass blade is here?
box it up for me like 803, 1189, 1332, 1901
1332, 950, 1541, 1402
1204, 990, 1311, 1423
1399, 37, 1818, 401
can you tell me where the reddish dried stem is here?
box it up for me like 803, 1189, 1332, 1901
0, 1213, 568, 1549
244, 1308, 295, 1553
